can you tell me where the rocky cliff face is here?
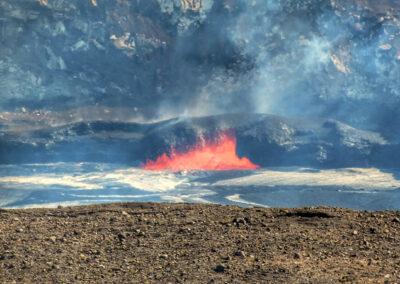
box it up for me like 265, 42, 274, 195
0, 0, 222, 115
1, 0, 399, 125
1, 0, 167, 111
0, 0, 400, 166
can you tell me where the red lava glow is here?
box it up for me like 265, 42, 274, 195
143, 131, 260, 172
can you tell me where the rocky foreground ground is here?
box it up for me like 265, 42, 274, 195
0, 203, 399, 283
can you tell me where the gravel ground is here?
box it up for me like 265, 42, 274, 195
0, 202, 399, 283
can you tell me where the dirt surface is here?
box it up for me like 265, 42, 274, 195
0, 203, 400, 283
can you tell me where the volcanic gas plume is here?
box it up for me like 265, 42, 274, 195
143, 131, 259, 172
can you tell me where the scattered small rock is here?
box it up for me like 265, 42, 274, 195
214, 264, 225, 273
117, 233, 126, 242
235, 251, 246, 257
0, 202, 400, 283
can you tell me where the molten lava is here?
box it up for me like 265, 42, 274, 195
143, 132, 259, 172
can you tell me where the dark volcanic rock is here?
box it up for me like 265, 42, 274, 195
0, 0, 399, 131
0, 0, 228, 115
0, 0, 399, 167
0, 113, 389, 168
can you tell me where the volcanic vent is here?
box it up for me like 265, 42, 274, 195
143, 131, 259, 172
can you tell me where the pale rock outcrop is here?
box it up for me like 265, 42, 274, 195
157, 0, 214, 34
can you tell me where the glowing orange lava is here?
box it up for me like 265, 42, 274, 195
143, 131, 259, 172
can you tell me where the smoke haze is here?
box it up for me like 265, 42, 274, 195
2, 0, 400, 210
0, 0, 399, 137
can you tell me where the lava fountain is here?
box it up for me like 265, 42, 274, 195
143, 131, 259, 172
